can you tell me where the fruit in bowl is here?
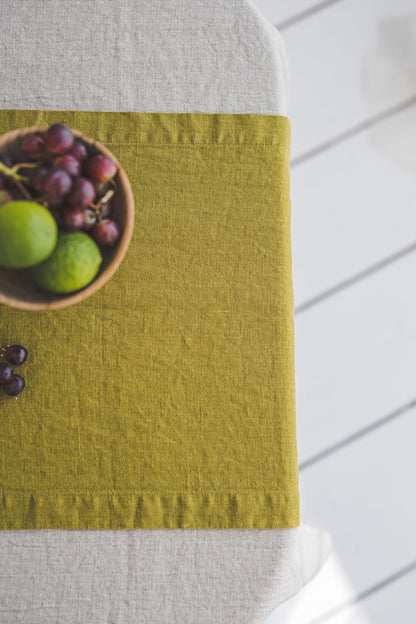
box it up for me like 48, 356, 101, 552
0, 123, 134, 310
0, 200, 57, 269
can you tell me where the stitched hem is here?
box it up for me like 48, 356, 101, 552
0, 110, 291, 148
0, 490, 300, 530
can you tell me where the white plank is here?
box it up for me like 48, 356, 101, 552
283, 0, 416, 159
291, 105, 416, 306
321, 567, 416, 624
251, 0, 321, 27
264, 554, 356, 623
266, 408, 416, 622
299, 408, 416, 592
266, 557, 416, 623
294, 250, 416, 462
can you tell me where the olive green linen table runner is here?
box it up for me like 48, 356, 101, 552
0, 110, 299, 529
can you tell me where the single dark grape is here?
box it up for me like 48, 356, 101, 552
0, 190, 12, 205
0, 174, 7, 190
44, 169, 72, 200
62, 206, 84, 231
0, 362, 13, 383
81, 208, 97, 231
87, 155, 117, 182
21, 135, 47, 160
67, 177, 95, 209
54, 155, 81, 178
0, 153, 14, 168
6, 344, 28, 366
68, 140, 88, 163
45, 123, 74, 154
28, 166, 49, 192
92, 219, 120, 246
3, 375, 25, 396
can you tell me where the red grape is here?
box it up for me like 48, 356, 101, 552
3, 374, 25, 396
6, 345, 28, 366
67, 177, 95, 209
0, 190, 12, 205
45, 123, 74, 154
68, 140, 88, 163
28, 166, 49, 192
92, 219, 120, 246
81, 208, 97, 231
0, 174, 7, 190
21, 135, 47, 160
54, 155, 81, 178
62, 206, 84, 231
87, 155, 117, 182
44, 169, 72, 200
0, 362, 14, 383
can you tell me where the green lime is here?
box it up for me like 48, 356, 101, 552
31, 231, 102, 294
0, 200, 58, 269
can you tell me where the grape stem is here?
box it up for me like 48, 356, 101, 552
0, 161, 36, 183
14, 179, 32, 199
90, 188, 115, 222
0, 162, 37, 199
98, 188, 114, 205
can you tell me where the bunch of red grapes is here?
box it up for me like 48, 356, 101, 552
0, 123, 121, 247
0, 344, 28, 397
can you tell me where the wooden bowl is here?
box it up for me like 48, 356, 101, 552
0, 126, 135, 311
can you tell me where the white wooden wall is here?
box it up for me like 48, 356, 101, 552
251, 1, 416, 622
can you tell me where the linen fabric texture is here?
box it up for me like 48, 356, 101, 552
0, 0, 289, 116
0, 526, 329, 624
0, 109, 299, 530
